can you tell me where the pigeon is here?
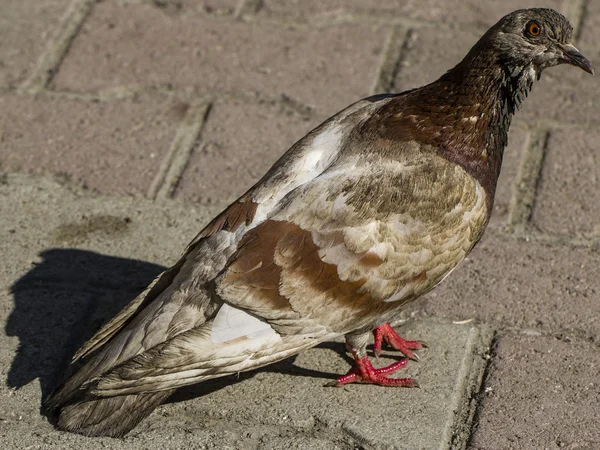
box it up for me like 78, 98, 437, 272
45, 8, 593, 437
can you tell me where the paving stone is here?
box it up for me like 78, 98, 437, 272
580, 0, 600, 50
470, 332, 600, 449
0, 93, 185, 196
518, 63, 600, 126
53, 1, 387, 115
175, 99, 320, 204
394, 26, 480, 92
418, 234, 600, 338
0, 174, 492, 449
257, 0, 566, 28
394, 26, 599, 127
532, 128, 600, 237
0, 0, 71, 88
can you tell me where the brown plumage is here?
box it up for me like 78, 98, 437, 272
45, 8, 593, 437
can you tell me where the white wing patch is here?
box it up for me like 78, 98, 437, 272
303, 150, 323, 172
293, 125, 342, 184
210, 304, 279, 343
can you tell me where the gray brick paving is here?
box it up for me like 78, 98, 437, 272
0, 0, 598, 448
533, 127, 600, 236
0, 0, 73, 88
393, 25, 482, 91
421, 234, 600, 340
519, 64, 600, 126
470, 332, 600, 449
581, 0, 600, 49
0, 92, 184, 196
256, 0, 566, 29
52, 1, 389, 115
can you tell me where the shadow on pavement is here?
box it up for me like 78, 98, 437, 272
6, 249, 165, 400
6, 249, 352, 411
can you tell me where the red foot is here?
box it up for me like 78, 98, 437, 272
373, 323, 425, 360
332, 355, 418, 387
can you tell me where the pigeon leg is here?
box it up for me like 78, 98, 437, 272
333, 350, 418, 387
373, 322, 425, 360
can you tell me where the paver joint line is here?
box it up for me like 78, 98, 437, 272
507, 128, 547, 233
370, 26, 411, 95
439, 326, 495, 450
149, 100, 212, 200
21, 0, 96, 93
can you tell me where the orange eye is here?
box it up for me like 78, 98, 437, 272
526, 21, 541, 37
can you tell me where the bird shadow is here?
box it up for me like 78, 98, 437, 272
5, 249, 353, 415
6, 249, 165, 401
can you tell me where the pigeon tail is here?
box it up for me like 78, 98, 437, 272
54, 390, 174, 438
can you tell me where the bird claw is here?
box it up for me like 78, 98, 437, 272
331, 357, 418, 388
373, 323, 425, 361
329, 323, 425, 388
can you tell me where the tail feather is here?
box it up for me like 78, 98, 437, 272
45, 329, 141, 411
55, 390, 174, 438
73, 264, 184, 363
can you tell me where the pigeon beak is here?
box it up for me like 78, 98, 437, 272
559, 43, 594, 75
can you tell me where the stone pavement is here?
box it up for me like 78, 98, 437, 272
0, 0, 598, 448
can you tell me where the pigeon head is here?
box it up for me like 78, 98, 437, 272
402, 8, 593, 202
482, 8, 594, 76
438, 8, 593, 112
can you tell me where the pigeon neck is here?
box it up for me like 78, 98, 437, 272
439, 50, 536, 150
413, 51, 536, 204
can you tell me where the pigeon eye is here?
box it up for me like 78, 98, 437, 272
526, 21, 542, 37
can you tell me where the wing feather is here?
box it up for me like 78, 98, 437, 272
86, 154, 488, 397
48, 95, 390, 409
